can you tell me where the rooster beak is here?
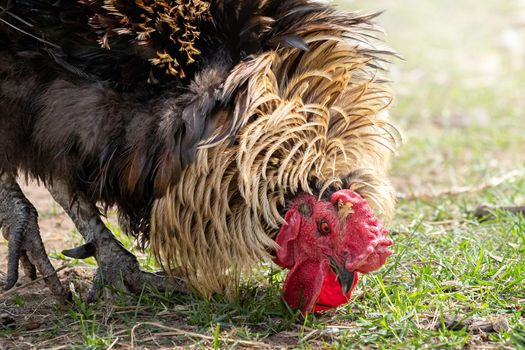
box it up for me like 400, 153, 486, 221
329, 256, 356, 295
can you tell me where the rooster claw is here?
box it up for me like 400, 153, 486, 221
60, 237, 189, 303
62, 242, 96, 259
80, 233, 189, 303
86, 265, 185, 304
1, 174, 69, 303
85, 250, 189, 304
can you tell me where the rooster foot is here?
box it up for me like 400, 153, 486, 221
48, 181, 188, 303
0, 174, 70, 302
63, 239, 187, 303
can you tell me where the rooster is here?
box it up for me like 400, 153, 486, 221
0, 0, 399, 313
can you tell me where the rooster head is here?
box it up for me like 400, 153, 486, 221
274, 189, 392, 314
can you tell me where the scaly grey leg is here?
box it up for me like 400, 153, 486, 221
47, 180, 188, 302
0, 173, 69, 302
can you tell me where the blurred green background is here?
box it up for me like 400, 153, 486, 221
339, 0, 525, 194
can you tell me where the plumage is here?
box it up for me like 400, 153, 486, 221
0, 0, 399, 304
151, 28, 399, 296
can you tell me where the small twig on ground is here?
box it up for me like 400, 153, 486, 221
130, 322, 270, 349
34, 335, 73, 349
300, 329, 320, 343
397, 169, 525, 201
0, 264, 69, 299
473, 204, 525, 219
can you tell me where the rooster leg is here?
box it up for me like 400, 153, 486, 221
0, 173, 69, 302
47, 181, 188, 301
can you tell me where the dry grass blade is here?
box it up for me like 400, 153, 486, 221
397, 169, 525, 201
106, 337, 119, 350
300, 329, 320, 343
130, 322, 270, 349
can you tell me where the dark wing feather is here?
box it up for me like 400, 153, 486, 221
1, 0, 212, 88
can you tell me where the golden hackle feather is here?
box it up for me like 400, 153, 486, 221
151, 12, 400, 297
86, 0, 211, 78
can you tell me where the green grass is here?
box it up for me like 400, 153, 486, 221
2, 0, 525, 348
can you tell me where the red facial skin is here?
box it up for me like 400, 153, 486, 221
274, 189, 392, 315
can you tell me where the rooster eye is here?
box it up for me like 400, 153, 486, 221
318, 220, 331, 236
